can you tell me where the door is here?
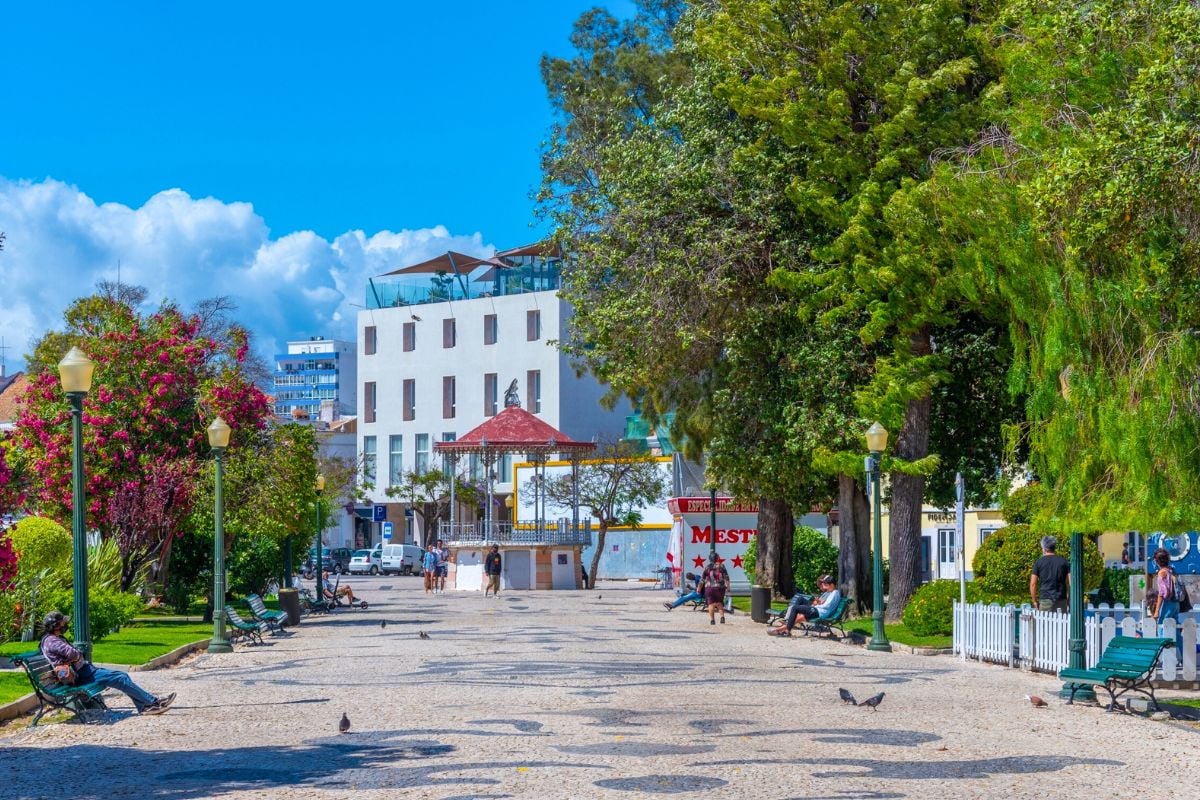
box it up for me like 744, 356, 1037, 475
505, 549, 531, 590
937, 528, 958, 579
551, 549, 574, 589
920, 536, 933, 584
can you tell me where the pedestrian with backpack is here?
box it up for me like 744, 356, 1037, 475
699, 553, 730, 626
1148, 547, 1190, 651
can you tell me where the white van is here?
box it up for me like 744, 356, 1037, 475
381, 544, 421, 576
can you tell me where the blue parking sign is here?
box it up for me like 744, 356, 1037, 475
372, 505, 387, 522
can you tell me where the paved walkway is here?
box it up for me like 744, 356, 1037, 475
2, 580, 1198, 799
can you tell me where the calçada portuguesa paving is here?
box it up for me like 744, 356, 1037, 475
2, 579, 1199, 800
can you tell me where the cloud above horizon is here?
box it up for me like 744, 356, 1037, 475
0, 177, 495, 373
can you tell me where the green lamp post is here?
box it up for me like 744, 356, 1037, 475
865, 422, 892, 653
58, 346, 95, 660
207, 416, 233, 654
314, 474, 325, 604
1060, 531, 1096, 702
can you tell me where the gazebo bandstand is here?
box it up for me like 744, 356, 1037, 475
433, 393, 596, 590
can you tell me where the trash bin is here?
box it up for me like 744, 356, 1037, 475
751, 584, 772, 624
278, 588, 301, 627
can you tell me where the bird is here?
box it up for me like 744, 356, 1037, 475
861, 692, 885, 711
1026, 695, 1048, 708
419, 630, 430, 639
838, 688, 858, 706
339, 713, 350, 733
380, 620, 387, 629
597, 595, 602, 600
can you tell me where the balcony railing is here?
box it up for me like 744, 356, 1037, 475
439, 519, 592, 547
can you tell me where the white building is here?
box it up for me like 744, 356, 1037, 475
272, 337, 357, 420
355, 244, 632, 546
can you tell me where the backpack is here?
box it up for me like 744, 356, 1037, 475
1175, 575, 1193, 613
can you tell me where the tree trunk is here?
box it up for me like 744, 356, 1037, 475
887, 330, 933, 621
837, 473, 872, 615
587, 520, 607, 589
755, 497, 794, 598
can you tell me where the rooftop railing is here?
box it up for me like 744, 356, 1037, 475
438, 519, 592, 548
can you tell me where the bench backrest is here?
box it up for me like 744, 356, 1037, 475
13, 650, 65, 690
246, 594, 268, 613
820, 597, 850, 622
226, 607, 251, 626
1095, 636, 1173, 676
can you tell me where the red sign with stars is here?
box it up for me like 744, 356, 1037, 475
671, 497, 758, 593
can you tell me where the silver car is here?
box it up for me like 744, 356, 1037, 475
348, 548, 381, 575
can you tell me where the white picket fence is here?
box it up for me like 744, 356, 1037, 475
953, 602, 1199, 681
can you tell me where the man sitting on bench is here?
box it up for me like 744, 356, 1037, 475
768, 575, 840, 637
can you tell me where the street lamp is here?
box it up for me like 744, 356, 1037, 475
314, 474, 326, 604
207, 417, 233, 654
58, 346, 95, 660
865, 422, 892, 652
1060, 531, 1096, 702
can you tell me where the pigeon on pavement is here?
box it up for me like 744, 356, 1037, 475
419, 631, 430, 639
861, 692, 885, 711
1026, 695, 1048, 708
339, 713, 350, 733
380, 620, 387, 629
838, 688, 858, 705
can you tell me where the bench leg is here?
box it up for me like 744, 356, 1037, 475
1066, 684, 1079, 705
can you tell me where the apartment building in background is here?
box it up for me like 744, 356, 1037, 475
271, 337, 357, 421
356, 243, 632, 546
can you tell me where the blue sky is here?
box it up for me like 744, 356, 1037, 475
0, 1, 632, 369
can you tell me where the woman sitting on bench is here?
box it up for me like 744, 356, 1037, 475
768, 575, 840, 637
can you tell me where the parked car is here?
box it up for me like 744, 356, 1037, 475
304, 546, 354, 575
381, 544, 422, 576
348, 548, 382, 575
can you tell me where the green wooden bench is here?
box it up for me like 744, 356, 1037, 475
12, 651, 109, 726
1059, 635, 1175, 711
225, 607, 266, 646
798, 597, 852, 639
245, 594, 289, 634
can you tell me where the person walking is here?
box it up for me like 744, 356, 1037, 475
1030, 536, 1070, 613
422, 544, 438, 594
40, 611, 175, 715
484, 545, 503, 597
434, 539, 449, 593
1148, 548, 1183, 642
700, 553, 730, 626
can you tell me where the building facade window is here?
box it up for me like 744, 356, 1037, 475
443, 376, 456, 418
364, 381, 377, 423
469, 453, 483, 482
527, 309, 541, 341
1126, 531, 1146, 564
403, 379, 415, 421
443, 318, 456, 348
527, 369, 541, 414
403, 322, 416, 352
499, 453, 514, 483
484, 373, 498, 416
415, 434, 430, 475
363, 436, 377, 484
364, 326, 377, 355
979, 527, 999, 546
388, 435, 403, 486
440, 432, 457, 476
484, 314, 498, 345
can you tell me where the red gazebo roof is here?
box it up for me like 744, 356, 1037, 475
434, 406, 595, 457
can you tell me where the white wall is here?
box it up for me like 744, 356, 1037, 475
356, 291, 627, 505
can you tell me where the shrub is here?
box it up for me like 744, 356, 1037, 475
228, 532, 284, 597
0, 532, 16, 590
47, 587, 143, 642
1000, 483, 1048, 525
1099, 566, 1137, 607
972, 524, 1103, 598
6, 516, 71, 576
743, 526, 837, 593
902, 579, 998, 637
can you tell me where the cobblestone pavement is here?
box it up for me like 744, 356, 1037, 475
3, 580, 1199, 799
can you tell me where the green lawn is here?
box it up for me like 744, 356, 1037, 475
0, 671, 32, 706
1, 620, 210, 665
843, 619, 952, 649
1164, 697, 1200, 708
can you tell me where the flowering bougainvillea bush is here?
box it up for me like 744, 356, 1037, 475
14, 292, 271, 590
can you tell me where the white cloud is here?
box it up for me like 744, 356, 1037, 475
0, 177, 494, 371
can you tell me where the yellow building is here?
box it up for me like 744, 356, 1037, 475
876, 507, 1143, 581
